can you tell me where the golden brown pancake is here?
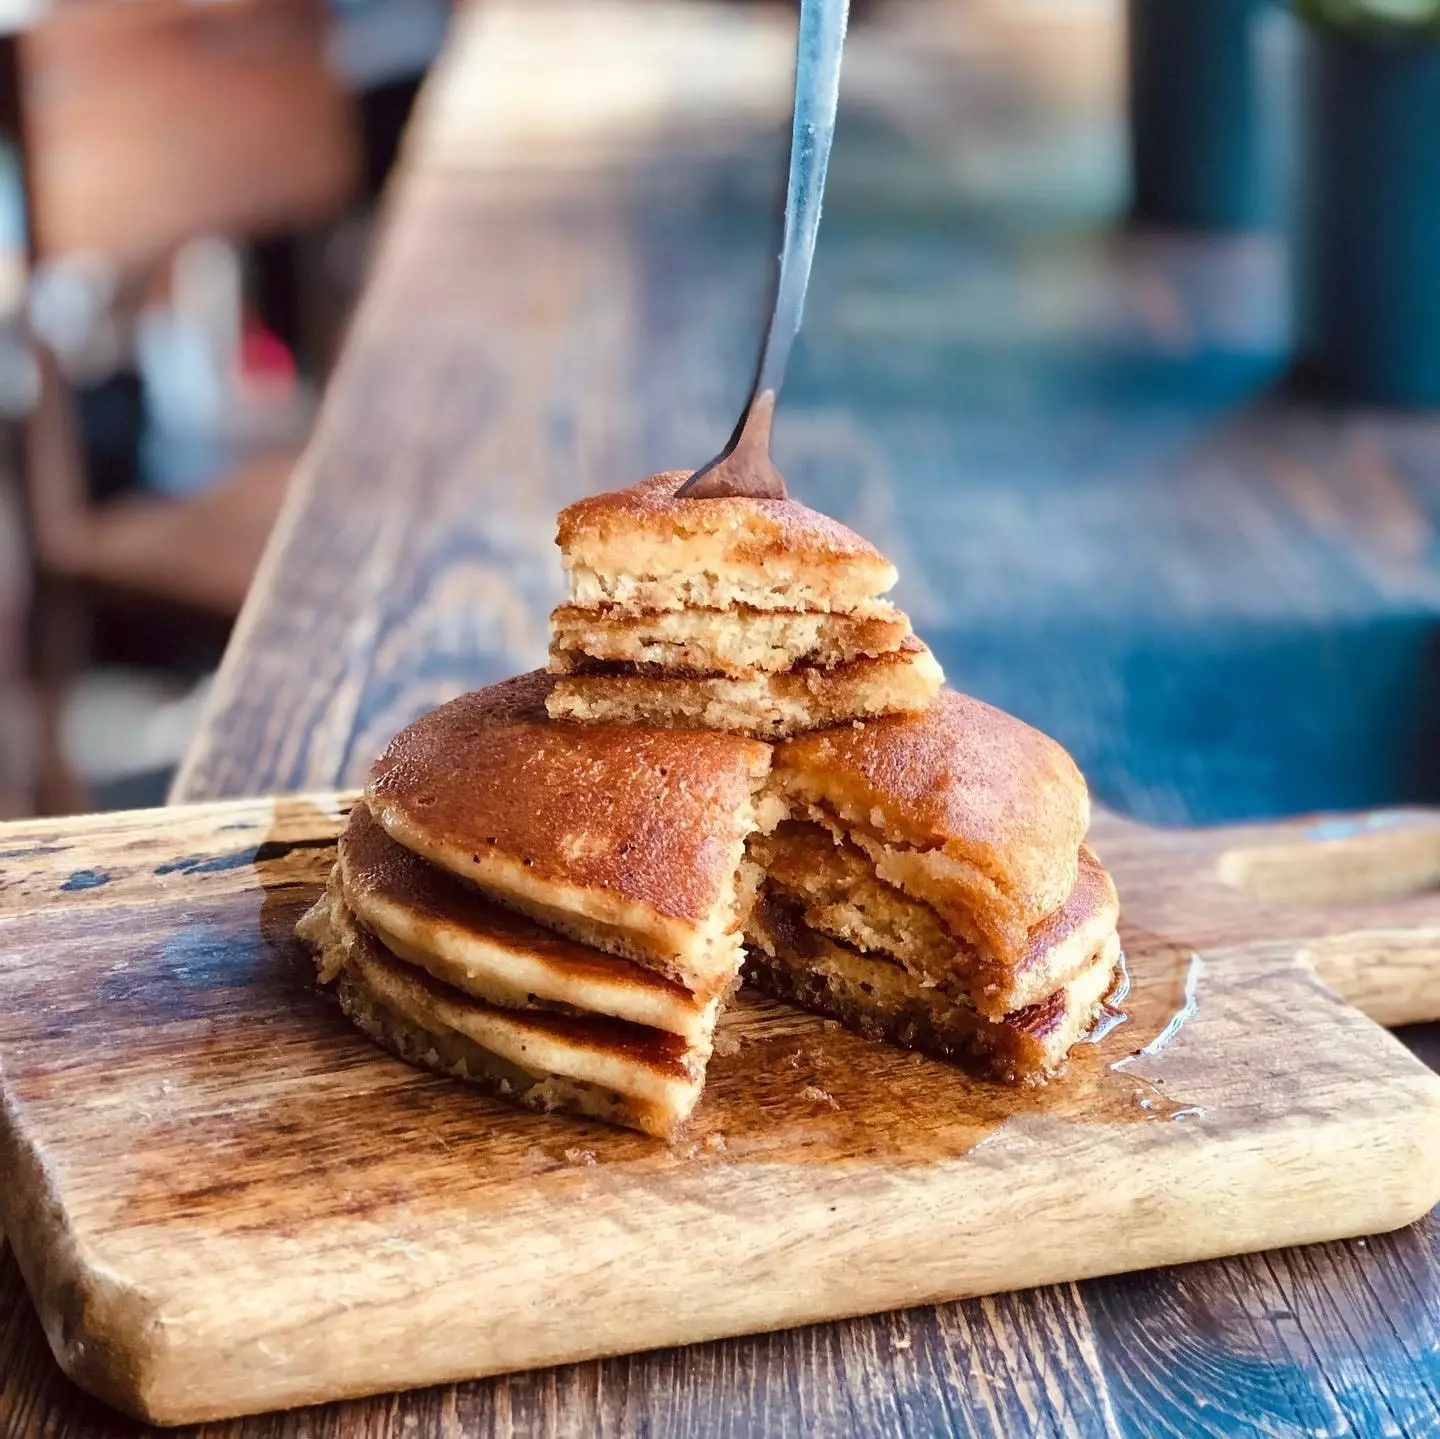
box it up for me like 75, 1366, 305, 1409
551, 475, 936, 736
750, 823, 1118, 1018
365, 672, 771, 992
546, 639, 943, 739
298, 884, 708, 1139
549, 604, 910, 678
768, 689, 1091, 965
338, 802, 722, 1042
557, 470, 898, 615
746, 887, 1121, 1084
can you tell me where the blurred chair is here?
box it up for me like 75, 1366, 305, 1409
10, 0, 362, 812
20, 0, 359, 271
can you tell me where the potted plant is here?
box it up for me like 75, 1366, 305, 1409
1293, 0, 1440, 403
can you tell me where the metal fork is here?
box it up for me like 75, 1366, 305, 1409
676, 0, 850, 501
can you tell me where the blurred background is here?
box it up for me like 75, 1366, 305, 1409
0, 0, 445, 814
0, 0, 1437, 820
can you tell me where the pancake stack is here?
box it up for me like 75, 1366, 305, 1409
299, 673, 771, 1139
746, 691, 1121, 1083
545, 470, 943, 737
299, 470, 1123, 1137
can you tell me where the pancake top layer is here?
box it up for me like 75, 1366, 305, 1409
770, 688, 1090, 920
556, 470, 899, 595
366, 672, 772, 928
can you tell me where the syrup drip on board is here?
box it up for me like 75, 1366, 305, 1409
1084, 952, 1133, 1044
666, 929, 1210, 1167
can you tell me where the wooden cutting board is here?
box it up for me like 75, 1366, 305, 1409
1, 794, 1439, 1426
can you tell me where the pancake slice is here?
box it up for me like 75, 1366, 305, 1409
768, 690, 1091, 965
366, 672, 771, 993
549, 604, 910, 679
557, 469, 899, 615
550, 474, 939, 735
338, 802, 721, 1043
300, 884, 709, 1139
546, 639, 943, 740
750, 822, 1118, 1018
746, 888, 1122, 1084
749, 690, 1113, 1078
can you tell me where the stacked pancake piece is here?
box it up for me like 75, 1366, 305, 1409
746, 690, 1122, 1083
546, 470, 943, 737
299, 473, 1124, 1135
298, 672, 771, 1139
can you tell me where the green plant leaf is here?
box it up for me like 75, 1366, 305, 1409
1295, 0, 1440, 38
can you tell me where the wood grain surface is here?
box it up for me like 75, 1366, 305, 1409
5, 0, 1440, 1435
0, 793, 1438, 1425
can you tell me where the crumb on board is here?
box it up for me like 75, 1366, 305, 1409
802, 1084, 839, 1109
704, 1132, 727, 1151
563, 1147, 596, 1167
787, 1046, 828, 1070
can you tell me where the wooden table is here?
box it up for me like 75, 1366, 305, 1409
5, 1, 1440, 1432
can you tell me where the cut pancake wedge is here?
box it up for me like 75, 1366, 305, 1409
747, 691, 1115, 1081
549, 473, 937, 735
751, 822, 1118, 1018
768, 689, 1091, 965
365, 672, 771, 992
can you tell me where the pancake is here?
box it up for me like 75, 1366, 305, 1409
551, 475, 936, 736
299, 885, 708, 1139
549, 604, 910, 679
767, 689, 1091, 965
746, 888, 1122, 1084
557, 470, 898, 615
750, 822, 1118, 1018
366, 672, 771, 992
338, 802, 722, 1042
546, 639, 943, 739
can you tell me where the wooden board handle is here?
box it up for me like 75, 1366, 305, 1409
1093, 807, 1440, 1029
